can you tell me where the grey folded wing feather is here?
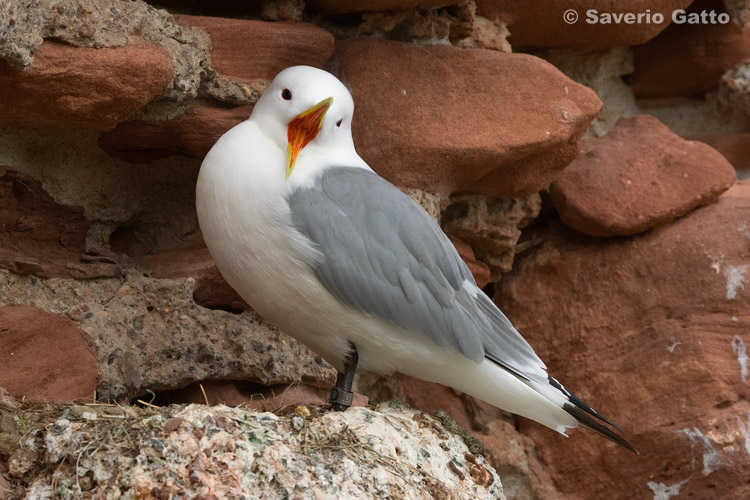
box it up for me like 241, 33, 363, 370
287, 166, 547, 381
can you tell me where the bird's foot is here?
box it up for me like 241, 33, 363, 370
329, 342, 358, 412
329, 386, 354, 411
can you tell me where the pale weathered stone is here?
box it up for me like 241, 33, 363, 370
721, 60, 750, 118
82, 277, 336, 400
0, 401, 506, 499
442, 193, 542, 281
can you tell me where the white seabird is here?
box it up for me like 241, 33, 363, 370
196, 65, 635, 452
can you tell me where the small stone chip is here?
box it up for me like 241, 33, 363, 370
465, 453, 494, 487
163, 417, 186, 434
447, 459, 465, 480
292, 415, 305, 430
413, 412, 431, 428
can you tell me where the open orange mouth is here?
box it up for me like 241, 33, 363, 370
286, 97, 333, 180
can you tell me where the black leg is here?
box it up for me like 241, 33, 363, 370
330, 343, 358, 411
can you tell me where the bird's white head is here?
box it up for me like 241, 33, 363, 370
251, 65, 357, 180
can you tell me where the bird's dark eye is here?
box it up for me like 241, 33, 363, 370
336, 119, 343, 127
281, 88, 292, 100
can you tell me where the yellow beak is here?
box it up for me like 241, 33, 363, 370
286, 97, 334, 180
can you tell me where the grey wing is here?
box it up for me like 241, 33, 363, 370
287, 167, 547, 380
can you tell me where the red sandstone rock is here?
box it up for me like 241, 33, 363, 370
0, 40, 173, 131
629, 17, 750, 97
688, 132, 750, 171
98, 105, 252, 163
481, 419, 562, 500
476, 0, 691, 49
449, 237, 490, 289
0, 168, 120, 279
335, 38, 601, 197
173, 15, 334, 81
495, 182, 750, 499
140, 247, 250, 312
0, 305, 99, 402
550, 115, 736, 236
305, 0, 459, 15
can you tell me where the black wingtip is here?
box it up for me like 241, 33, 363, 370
563, 403, 639, 454
547, 375, 625, 433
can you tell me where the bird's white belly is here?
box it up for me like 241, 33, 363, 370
203, 200, 445, 374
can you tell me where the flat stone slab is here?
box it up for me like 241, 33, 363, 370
550, 115, 736, 237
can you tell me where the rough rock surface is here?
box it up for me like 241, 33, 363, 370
321, 1, 511, 51
305, 0, 460, 15
0, 400, 505, 500
481, 419, 562, 500
0, 168, 120, 279
83, 277, 335, 401
629, 19, 750, 98
98, 105, 252, 163
335, 38, 602, 197
0, 305, 99, 402
476, 0, 692, 48
495, 182, 750, 500
443, 193, 542, 281
550, 115, 736, 236
0, 271, 335, 401
140, 246, 250, 312
542, 48, 639, 137
174, 15, 335, 82
725, 0, 750, 27
0, 0, 212, 100
357, 373, 564, 499
721, 60, 750, 117
0, 40, 173, 131
689, 132, 750, 171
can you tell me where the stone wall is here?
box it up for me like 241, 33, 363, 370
1, 0, 750, 499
